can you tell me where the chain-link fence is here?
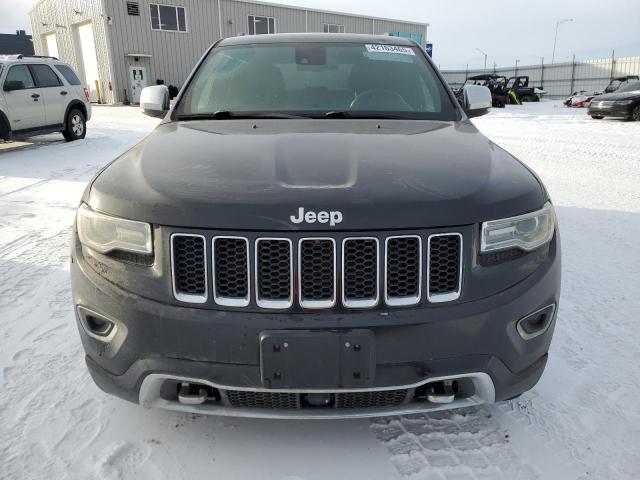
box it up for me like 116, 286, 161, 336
440, 55, 640, 98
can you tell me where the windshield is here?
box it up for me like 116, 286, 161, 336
615, 81, 640, 93
464, 78, 488, 87
176, 43, 458, 120
605, 80, 622, 92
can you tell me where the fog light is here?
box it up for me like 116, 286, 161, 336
77, 306, 117, 341
517, 304, 556, 340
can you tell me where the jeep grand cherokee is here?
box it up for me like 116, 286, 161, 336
71, 34, 560, 419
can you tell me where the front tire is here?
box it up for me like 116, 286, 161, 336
631, 105, 640, 122
62, 109, 86, 141
0, 117, 11, 141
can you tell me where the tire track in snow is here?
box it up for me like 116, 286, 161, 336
370, 408, 539, 479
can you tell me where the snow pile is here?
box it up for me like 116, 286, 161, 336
0, 103, 638, 479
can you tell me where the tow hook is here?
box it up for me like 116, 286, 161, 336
426, 379, 456, 404
178, 382, 208, 405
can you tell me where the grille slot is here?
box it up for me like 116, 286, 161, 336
335, 389, 409, 409
428, 234, 463, 302
225, 390, 300, 409
342, 238, 379, 308
213, 237, 250, 307
171, 234, 207, 303
298, 238, 336, 308
255, 238, 293, 309
385, 236, 422, 306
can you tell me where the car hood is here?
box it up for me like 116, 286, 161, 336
592, 90, 640, 101
88, 119, 545, 230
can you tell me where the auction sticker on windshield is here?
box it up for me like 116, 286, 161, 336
365, 44, 415, 56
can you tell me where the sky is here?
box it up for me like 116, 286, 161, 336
2, 0, 639, 69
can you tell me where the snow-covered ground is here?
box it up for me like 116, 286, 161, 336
0, 103, 639, 480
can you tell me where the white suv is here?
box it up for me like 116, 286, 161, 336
0, 55, 91, 141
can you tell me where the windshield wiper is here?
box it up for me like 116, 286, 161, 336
323, 111, 415, 120
177, 111, 312, 120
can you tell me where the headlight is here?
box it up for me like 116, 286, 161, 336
77, 203, 152, 255
481, 202, 555, 253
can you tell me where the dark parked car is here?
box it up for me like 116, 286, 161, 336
588, 81, 640, 120
72, 34, 560, 419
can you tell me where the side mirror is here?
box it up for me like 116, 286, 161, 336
140, 85, 170, 117
4, 80, 25, 92
462, 85, 492, 118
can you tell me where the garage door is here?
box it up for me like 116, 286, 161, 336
44, 33, 59, 58
75, 22, 100, 102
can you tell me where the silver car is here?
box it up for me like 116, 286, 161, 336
0, 54, 91, 141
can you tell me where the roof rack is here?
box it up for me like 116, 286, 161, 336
16, 54, 59, 60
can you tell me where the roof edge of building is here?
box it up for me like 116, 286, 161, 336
236, 0, 428, 26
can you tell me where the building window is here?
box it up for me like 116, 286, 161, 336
248, 15, 275, 35
323, 23, 345, 33
150, 4, 187, 32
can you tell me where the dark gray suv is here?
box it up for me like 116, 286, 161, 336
71, 34, 560, 419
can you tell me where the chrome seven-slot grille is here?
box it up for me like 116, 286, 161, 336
171, 232, 463, 309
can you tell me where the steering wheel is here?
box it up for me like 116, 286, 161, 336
349, 89, 413, 111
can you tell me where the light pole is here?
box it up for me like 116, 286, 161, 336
552, 18, 573, 64
476, 48, 488, 71
535, 56, 544, 89
515, 59, 520, 76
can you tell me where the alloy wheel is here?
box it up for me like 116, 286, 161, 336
72, 114, 84, 136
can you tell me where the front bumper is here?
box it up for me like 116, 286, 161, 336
71, 234, 560, 418
588, 102, 632, 118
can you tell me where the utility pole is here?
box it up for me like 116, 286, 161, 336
493, 61, 497, 75
552, 18, 573, 64
515, 59, 520, 76
535, 56, 545, 89
610, 49, 616, 82
570, 54, 577, 95
476, 48, 488, 71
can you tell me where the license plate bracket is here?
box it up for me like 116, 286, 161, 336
260, 330, 375, 389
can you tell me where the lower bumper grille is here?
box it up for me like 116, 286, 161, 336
225, 390, 300, 409
335, 389, 409, 409
222, 389, 410, 410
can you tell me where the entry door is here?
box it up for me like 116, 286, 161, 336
44, 33, 59, 58
129, 66, 147, 103
2, 65, 45, 130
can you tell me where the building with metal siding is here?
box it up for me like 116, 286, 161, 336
29, 0, 115, 102
29, 0, 428, 104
